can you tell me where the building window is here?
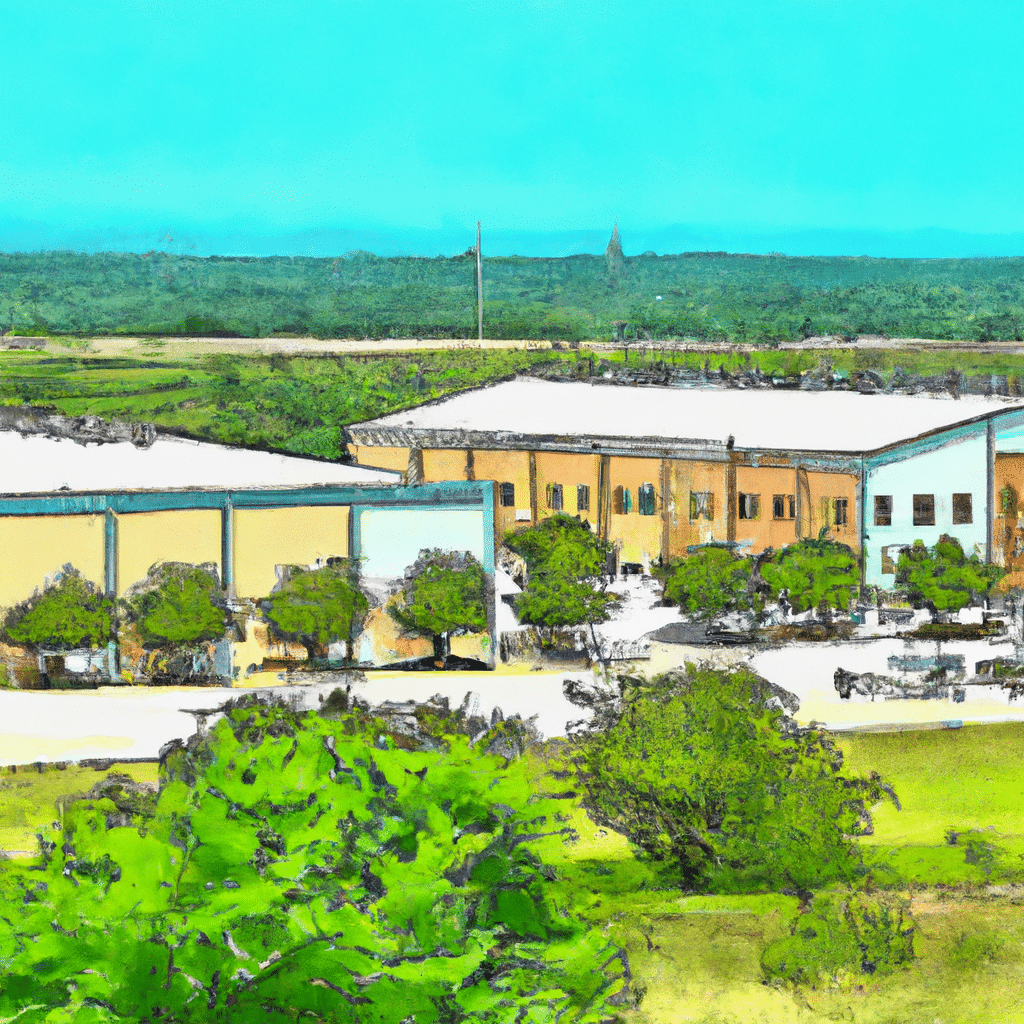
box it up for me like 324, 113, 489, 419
773, 494, 795, 520
690, 491, 714, 521
834, 498, 848, 527
576, 484, 590, 512
913, 493, 935, 526
738, 493, 760, 520
499, 482, 515, 507
638, 483, 656, 516
952, 493, 973, 525
881, 548, 896, 575
874, 494, 892, 526
1001, 486, 1018, 516
546, 483, 563, 511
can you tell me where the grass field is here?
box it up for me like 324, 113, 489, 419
0, 760, 158, 855
4, 722, 1024, 1021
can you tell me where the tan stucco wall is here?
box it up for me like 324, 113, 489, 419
0, 515, 105, 607
535, 451, 600, 519
472, 449, 532, 537
664, 459, 730, 557
422, 449, 471, 483
233, 506, 350, 599
994, 454, 1024, 571
116, 509, 222, 595
349, 445, 410, 473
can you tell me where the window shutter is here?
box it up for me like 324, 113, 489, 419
613, 486, 624, 515
624, 488, 633, 514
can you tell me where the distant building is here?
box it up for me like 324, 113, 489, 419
346, 378, 1024, 585
0, 418, 496, 675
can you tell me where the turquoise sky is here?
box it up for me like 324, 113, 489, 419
3, 0, 1023, 257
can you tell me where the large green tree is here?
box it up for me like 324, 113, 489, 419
3, 567, 114, 651
896, 534, 1004, 614
0, 698, 627, 1022
760, 536, 859, 617
567, 667, 896, 891
263, 561, 369, 663
661, 544, 758, 621
389, 549, 488, 666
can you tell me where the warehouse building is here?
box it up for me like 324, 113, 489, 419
346, 378, 1024, 587
0, 420, 496, 675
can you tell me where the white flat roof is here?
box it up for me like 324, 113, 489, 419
361, 379, 1017, 453
0, 431, 400, 494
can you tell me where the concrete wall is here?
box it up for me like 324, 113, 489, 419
0, 515, 105, 606
233, 506, 350, 599
116, 509, 222, 596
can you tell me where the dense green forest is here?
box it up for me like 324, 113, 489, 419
3, 249, 1024, 342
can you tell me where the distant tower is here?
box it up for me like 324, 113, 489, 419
605, 221, 624, 278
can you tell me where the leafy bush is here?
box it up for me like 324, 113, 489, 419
3, 567, 114, 651
897, 534, 1004, 613
124, 562, 227, 647
761, 892, 914, 988
661, 545, 758, 620
760, 537, 859, 616
0, 697, 629, 1021
567, 668, 897, 891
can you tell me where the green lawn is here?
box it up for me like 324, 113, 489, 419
0, 761, 158, 855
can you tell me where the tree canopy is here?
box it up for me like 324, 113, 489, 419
760, 537, 859, 615
389, 549, 488, 664
506, 514, 616, 638
3, 567, 114, 651
566, 667, 896, 891
0, 697, 628, 1021
896, 535, 1004, 613
124, 562, 227, 648
263, 561, 369, 661
661, 545, 758, 621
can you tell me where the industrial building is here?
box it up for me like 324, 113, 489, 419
0, 420, 496, 676
346, 378, 1024, 587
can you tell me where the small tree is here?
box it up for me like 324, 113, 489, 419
507, 514, 615, 657
263, 561, 368, 663
661, 544, 758, 622
760, 536, 859, 618
896, 534, 1004, 615
124, 563, 227, 648
567, 667, 897, 891
389, 549, 487, 666
3, 567, 113, 652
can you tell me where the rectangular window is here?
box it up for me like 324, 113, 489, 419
834, 497, 848, 527
638, 483, 656, 516
689, 491, 714, 521
874, 494, 892, 526
881, 548, 895, 575
773, 494, 796, 520
913, 493, 935, 527
576, 484, 590, 512
499, 482, 515, 507
546, 483, 563, 511
952, 493, 973, 525
738, 493, 760, 520
1001, 487, 1017, 516
612, 486, 624, 515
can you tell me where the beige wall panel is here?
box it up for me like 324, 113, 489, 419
0, 515, 105, 607
473, 450, 532, 538
422, 449, 470, 482
117, 510, 221, 595
349, 445, 410, 473
608, 514, 663, 566
234, 506, 350, 600
804, 469, 860, 550
734, 464, 799, 552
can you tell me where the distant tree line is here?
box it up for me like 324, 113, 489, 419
3, 249, 1024, 342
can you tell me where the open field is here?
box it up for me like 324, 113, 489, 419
4, 720, 1024, 1020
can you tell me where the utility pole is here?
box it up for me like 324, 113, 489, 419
476, 221, 483, 341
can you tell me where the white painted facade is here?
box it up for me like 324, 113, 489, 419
864, 425, 989, 587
